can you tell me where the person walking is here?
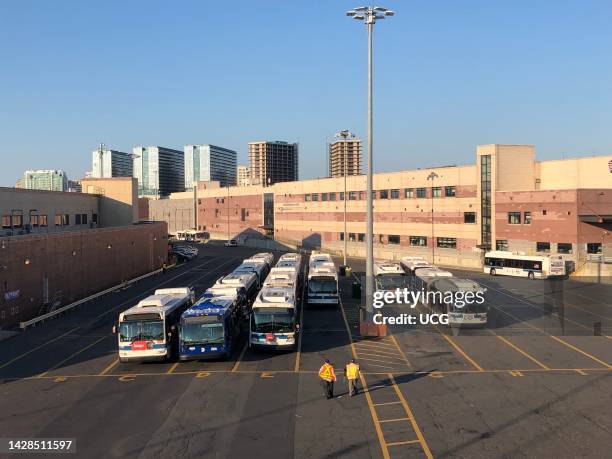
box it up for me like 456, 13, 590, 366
344, 359, 360, 396
318, 359, 337, 399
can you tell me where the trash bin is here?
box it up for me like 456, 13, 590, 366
339, 265, 346, 276
352, 282, 361, 299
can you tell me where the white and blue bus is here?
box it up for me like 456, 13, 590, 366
179, 296, 244, 360
250, 286, 298, 350
484, 251, 566, 279
115, 288, 194, 362
307, 253, 339, 306
428, 277, 489, 327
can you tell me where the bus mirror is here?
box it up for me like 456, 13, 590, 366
112, 325, 117, 334
296, 323, 300, 330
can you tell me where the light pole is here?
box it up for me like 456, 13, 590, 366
347, 5, 394, 322
335, 129, 355, 267
427, 171, 439, 264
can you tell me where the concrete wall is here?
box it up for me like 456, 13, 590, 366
0, 222, 168, 329
148, 198, 195, 235
81, 177, 138, 226
537, 156, 612, 190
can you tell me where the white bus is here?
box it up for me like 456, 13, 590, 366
484, 251, 566, 279
307, 253, 339, 306
250, 286, 298, 350
374, 260, 409, 292
412, 267, 454, 299
233, 261, 269, 288
213, 272, 258, 302
116, 290, 193, 362
428, 277, 489, 327
400, 257, 432, 280
250, 252, 275, 268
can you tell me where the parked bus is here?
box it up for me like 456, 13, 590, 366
484, 251, 566, 279
212, 272, 258, 302
116, 289, 193, 362
201, 285, 249, 317
178, 296, 244, 360
374, 260, 409, 292
250, 252, 275, 268
400, 257, 431, 278
250, 286, 298, 350
412, 267, 454, 299
234, 260, 269, 287
307, 253, 339, 306
428, 277, 489, 327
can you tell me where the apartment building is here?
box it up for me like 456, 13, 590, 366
329, 138, 362, 177
248, 141, 298, 186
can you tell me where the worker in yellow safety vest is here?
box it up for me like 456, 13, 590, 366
344, 359, 360, 396
318, 359, 337, 399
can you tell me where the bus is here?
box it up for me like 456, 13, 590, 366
307, 253, 339, 306
400, 257, 431, 278
412, 267, 454, 298
250, 252, 275, 268
212, 272, 258, 302
264, 268, 298, 292
250, 286, 298, 350
234, 260, 269, 288
179, 296, 244, 360
116, 289, 193, 362
374, 260, 409, 292
428, 277, 489, 327
201, 285, 249, 317
484, 251, 566, 279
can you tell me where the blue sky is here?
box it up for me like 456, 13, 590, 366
1, 0, 611, 186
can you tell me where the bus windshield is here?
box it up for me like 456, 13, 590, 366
181, 318, 225, 345
252, 308, 294, 333
376, 274, 408, 291
119, 320, 164, 342
308, 277, 337, 294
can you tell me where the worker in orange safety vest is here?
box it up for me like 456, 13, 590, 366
318, 359, 337, 399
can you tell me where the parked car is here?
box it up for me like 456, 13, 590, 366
224, 239, 238, 247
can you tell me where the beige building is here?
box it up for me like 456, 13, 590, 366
237, 165, 252, 186
248, 140, 298, 186
329, 138, 362, 177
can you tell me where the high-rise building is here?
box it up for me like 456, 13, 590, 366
15, 178, 23, 188
133, 146, 185, 197
248, 141, 298, 186
329, 138, 362, 177
23, 170, 68, 192
92, 144, 134, 178
67, 180, 82, 193
184, 144, 237, 189
237, 165, 251, 186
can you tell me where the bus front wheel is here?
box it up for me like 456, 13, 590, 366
490, 268, 496, 276
528, 272, 534, 280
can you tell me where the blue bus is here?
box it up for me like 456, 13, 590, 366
178, 297, 243, 360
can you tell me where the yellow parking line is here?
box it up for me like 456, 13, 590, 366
232, 342, 248, 372
36, 334, 108, 378
354, 352, 407, 363
491, 333, 550, 370
373, 400, 402, 407
442, 335, 484, 372
0, 327, 79, 370
549, 336, 612, 369
386, 440, 421, 447
379, 417, 411, 423
294, 301, 304, 373
389, 334, 413, 370
167, 362, 180, 374
388, 373, 433, 459
98, 358, 120, 376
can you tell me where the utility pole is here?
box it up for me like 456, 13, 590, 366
427, 171, 439, 264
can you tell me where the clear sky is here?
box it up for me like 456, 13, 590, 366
1, 0, 611, 186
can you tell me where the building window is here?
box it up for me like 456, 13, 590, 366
82, 214, 88, 225
63, 214, 69, 226
339, 232, 344, 241
55, 215, 62, 226
388, 235, 400, 244
30, 215, 39, 227
496, 240, 508, 250
311, 193, 318, 201
358, 233, 365, 242
480, 154, 492, 248
39, 215, 48, 227
542, 210, 547, 215
390, 189, 400, 199
349, 233, 356, 242
464, 212, 476, 224
404, 188, 414, 198
329, 193, 336, 201
536, 242, 550, 253
445, 186, 456, 197
432, 187, 442, 198
557, 243, 572, 254
92, 214, 98, 224
524, 212, 532, 224
75, 214, 82, 225
410, 236, 427, 247
378, 234, 385, 244
416, 187, 426, 198
359, 191, 366, 200
587, 243, 602, 254
379, 190, 389, 199
12, 215, 23, 228
437, 237, 457, 249
305, 194, 311, 202
321, 193, 328, 201
348, 191, 357, 200
1, 215, 10, 229
508, 212, 521, 224
241, 208, 246, 221
339, 192, 344, 201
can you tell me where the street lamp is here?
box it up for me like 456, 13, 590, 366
347, 5, 394, 323
335, 129, 355, 267
427, 171, 439, 264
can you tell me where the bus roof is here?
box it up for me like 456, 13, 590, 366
254, 286, 296, 307
203, 286, 242, 299
308, 265, 337, 279
415, 267, 454, 280
120, 294, 189, 320
154, 287, 193, 297
430, 277, 486, 293
401, 259, 431, 271
374, 261, 404, 275
484, 251, 550, 261
279, 253, 301, 262
182, 297, 234, 319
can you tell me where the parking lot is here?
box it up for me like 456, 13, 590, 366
0, 245, 610, 458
